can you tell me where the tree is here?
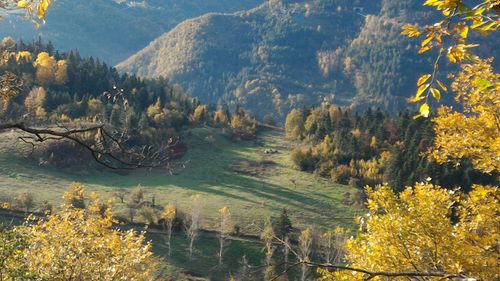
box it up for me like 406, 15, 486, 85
430, 60, 499, 173
190, 105, 208, 124
131, 186, 145, 204
14, 0, 52, 25
15, 192, 34, 212
218, 206, 232, 265
24, 86, 46, 117
285, 108, 304, 140
401, 0, 499, 117
273, 208, 293, 239
320, 183, 499, 281
139, 206, 156, 225
62, 182, 86, 209
160, 203, 177, 257
318, 1, 500, 280
113, 188, 126, 203
185, 194, 203, 258
0, 226, 30, 279
33, 52, 57, 86
15, 186, 158, 280
260, 221, 275, 266
319, 227, 348, 265
401, 0, 499, 173
298, 228, 313, 281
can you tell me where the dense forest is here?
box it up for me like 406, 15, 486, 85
285, 106, 498, 191
0, 38, 258, 167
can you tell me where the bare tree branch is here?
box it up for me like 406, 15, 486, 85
0, 122, 173, 169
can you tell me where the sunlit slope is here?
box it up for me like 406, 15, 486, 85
0, 128, 360, 234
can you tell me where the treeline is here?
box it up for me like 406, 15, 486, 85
0, 38, 257, 165
285, 106, 497, 192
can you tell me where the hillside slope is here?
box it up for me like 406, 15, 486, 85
0, 0, 262, 64
117, 0, 435, 118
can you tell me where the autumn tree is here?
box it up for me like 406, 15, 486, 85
260, 221, 275, 266
33, 52, 57, 86
298, 228, 313, 281
131, 185, 145, 204
218, 206, 232, 265
139, 206, 156, 225
190, 105, 209, 124
62, 182, 86, 209
24, 86, 46, 118
430, 60, 499, 173
320, 183, 499, 281
15, 192, 34, 212
319, 227, 348, 265
160, 203, 177, 256
15, 186, 158, 280
285, 108, 304, 140
185, 194, 203, 258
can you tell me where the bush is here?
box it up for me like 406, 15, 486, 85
291, 147, 317, 172
331, 165, 356, 185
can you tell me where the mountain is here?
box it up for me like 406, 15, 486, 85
0, 0, 263, 64
117, 0, 436, 119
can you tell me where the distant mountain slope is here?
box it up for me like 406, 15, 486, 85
116, 0, 499, 118
0, 0, 262, 64
118, 0, 383, 117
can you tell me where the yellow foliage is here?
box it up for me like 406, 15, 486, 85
431, 60, 500, 173
161, 203, 177, 221
213, 110, 229, 125
55, 60, 68, 85
62, 182, 86, 209
190, 105, 208, 124
16, 187, 157, 280
16, 51, 32, 62
402, 0, 499, 111
285, 108, 304, 140
320, 183, 499, 281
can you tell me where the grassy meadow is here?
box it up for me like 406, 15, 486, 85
0, 127, 360, 234
0, 127, 362, 280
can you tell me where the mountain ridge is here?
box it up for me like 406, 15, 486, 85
0, 0, 263, 64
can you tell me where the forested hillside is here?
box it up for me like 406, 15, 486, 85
0, 0, 262, 64
0, 39, 259, 168
118, 0, 499, 119
284, 106, 498, 191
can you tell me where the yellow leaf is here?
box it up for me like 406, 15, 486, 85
417, 74, 432, 86
430, 88, 441, 101
421, 33, 434, 47
459, 26, 469, 38
17, 0, 28, 8
37, 0, 51, 19
436, 80, 448, 92
418, 45, 432, 54
417, 83, 430, 99
419, 103, 430, 118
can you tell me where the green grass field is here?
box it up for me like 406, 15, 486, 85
0, 127, 361, 280
0, 127, 360, 234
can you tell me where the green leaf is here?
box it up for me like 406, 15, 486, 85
474, 78, 491, 88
